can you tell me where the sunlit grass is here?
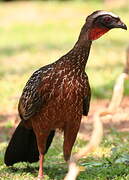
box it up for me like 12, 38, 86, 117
0, 129, 129, 179
0, 1, 129, 113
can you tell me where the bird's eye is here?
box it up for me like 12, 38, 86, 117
103, 17, 112, 23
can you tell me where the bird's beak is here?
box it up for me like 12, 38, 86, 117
113, 19, 127, 30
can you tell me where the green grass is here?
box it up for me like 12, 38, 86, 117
0, 129, 129, 179
0, 2, 129, 103
0, 1, 129, 179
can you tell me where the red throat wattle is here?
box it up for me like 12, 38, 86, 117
89, 27, 109, 40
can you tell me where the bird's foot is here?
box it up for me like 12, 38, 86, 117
37, 175, 44, 180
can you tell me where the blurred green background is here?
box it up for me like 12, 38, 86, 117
0, 0, 129, 114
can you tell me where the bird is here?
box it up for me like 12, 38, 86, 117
4, 10, 127, 179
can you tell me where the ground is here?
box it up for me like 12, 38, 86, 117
0, 97, 129, 180
80, 96, 129, 139
1, 97, 129, 143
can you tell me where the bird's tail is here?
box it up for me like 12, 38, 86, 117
4, 121, 55, 166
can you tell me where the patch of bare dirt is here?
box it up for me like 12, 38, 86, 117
79, 96, 129, 140
0, 97, 129, 142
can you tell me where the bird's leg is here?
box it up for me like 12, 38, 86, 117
34, 130, 50, 179
32, 120, 51, 179
63, 123, 80, 161
38, 153, 44, 179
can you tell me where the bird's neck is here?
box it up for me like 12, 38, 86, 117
66, 37, 92, 71
58, 24, 92, 71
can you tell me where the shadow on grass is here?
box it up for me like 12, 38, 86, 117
0, 162, 67, 179
0, 164, 38, 179
1, 153, 129, 180
0, 125, 129, 179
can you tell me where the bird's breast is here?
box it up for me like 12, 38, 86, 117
34, 68, 87, 130
52, 71, 85, 103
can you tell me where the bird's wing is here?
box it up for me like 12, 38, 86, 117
18, 65, 52, 121
83, 75, 91, 116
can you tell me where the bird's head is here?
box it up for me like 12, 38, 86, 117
84, 10, 127, 41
